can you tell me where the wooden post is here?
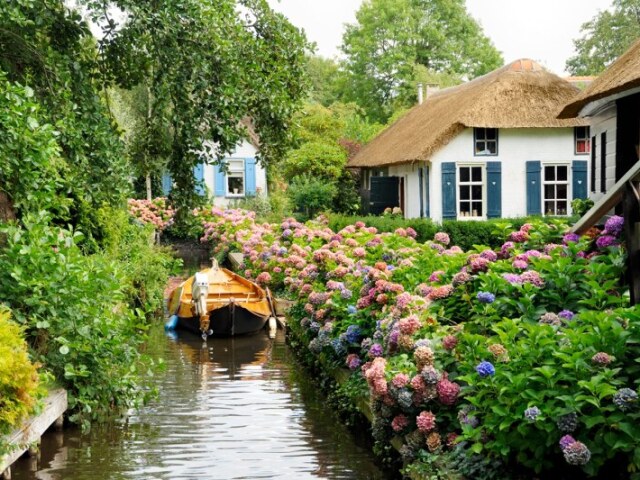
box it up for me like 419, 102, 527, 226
623, 181, 640, 305
1, 466, 10, 480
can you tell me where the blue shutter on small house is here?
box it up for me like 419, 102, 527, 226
526, 161, 541, 215
572, 160, 588, 200
214, 163, 226, 197
486, 161, 502, 218
193, 162, 205, 195
161, 172, 172, 195
245, 158, 257, 195
441, 162, 457, 220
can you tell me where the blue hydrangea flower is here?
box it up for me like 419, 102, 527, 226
476, 361, 495, 377
347, 305, 357, 315
524, 406, 541, 421
332, 338, 347, 356
345, 325, 362, 344
476, 291, 496, 304
613, 388, 638, 411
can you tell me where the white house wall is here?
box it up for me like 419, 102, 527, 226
202, 140, 268, 207
588, 105, 617, 203
407, 127, 588, 222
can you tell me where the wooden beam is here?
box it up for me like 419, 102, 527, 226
572, 159, 640, 235
0, 389, 67, 477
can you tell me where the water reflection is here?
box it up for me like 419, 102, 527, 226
13, 327, 387, 480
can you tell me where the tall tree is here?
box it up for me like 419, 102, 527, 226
0, 0, 132, 242
566, 0, 640, 75
87, 0, 309, 216
341, 0, 503, 121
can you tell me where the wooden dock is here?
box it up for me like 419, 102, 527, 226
228, 252, 244, 270
0, 389, 67, 479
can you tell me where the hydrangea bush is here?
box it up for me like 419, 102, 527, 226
198, 208, 639, 477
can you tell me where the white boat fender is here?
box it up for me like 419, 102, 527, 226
165, 314, 179, 331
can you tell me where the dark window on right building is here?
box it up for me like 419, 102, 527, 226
575, 126, 590, 154
590, 136, 596, 193
600, 132, 607, 193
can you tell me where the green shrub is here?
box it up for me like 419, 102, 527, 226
0, 213, 159, 427
97, 206, 179, 315
326, 214, 575, 250
288, 174, 337, 220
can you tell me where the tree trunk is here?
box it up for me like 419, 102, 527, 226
146, 173, 152, 200
0, 192, 16, 222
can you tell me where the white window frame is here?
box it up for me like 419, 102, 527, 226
457, 164, 485, 220
574, 126, 590, 155
226, 158, 245, 197
542, 163, 570, 216
474, 128, 498, 156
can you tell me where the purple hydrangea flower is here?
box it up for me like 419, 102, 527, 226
476, 361, 495, 377
341, 288, 353, 299
596, 234, 617, 249
558, 310, 575, 321
524, 406, 541, 421
476, 291, 496, 304
559, 435, 576, 451
563, 232, 580, 244
604, 215, 624, 237
369, 343, 383, 358
502, 273, 522, 284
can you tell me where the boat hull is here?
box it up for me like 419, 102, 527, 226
177, 304, 269, 337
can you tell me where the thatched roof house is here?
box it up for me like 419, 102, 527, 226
558, 38, 640, 202
350, 59, 586, 168
351, 59, 592, 222
559, 39, 640, 119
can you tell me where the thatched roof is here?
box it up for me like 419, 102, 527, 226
349, 59, 587, 168
559, 38, 640, 119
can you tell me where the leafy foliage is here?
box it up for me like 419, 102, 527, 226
566, 0, 640, 75
0, 214, 172, 427
88, 0, 309, 217
0, 0, 131, 241
288, 174, 338, 220
340, 0, 503, 121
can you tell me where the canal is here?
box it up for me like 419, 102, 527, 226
12, 325, 387, 479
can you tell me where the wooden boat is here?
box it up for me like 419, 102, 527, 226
167, 262, 274, 338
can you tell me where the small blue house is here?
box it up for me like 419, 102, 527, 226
162, 128, 267, 204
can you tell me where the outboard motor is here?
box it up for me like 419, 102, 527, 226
192, 272, 210, 339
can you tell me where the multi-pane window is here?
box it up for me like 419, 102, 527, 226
474, 128, 498, 155
543, 165, 569, 215
575, 126, 591, 154
459, 165, 484, 218
226, 159, 245, 196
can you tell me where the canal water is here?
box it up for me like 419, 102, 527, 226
12, 326, 387, 479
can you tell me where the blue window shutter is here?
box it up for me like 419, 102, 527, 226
486, 161, 502, 218
161, 172, 172, 195
441, 162, 457, 220
245, 158, 257, 195
193, 163, 205, 195
425, 166, 430, 218
572, 160, 588, 200
214, 163, 226, 197
526, 161, 541, 215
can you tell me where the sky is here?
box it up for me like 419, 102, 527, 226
266, 0, 614, 76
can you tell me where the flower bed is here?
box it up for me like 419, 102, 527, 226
139, 203, 638, 477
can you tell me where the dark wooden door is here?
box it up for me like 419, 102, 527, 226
370, 176, 399, 214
